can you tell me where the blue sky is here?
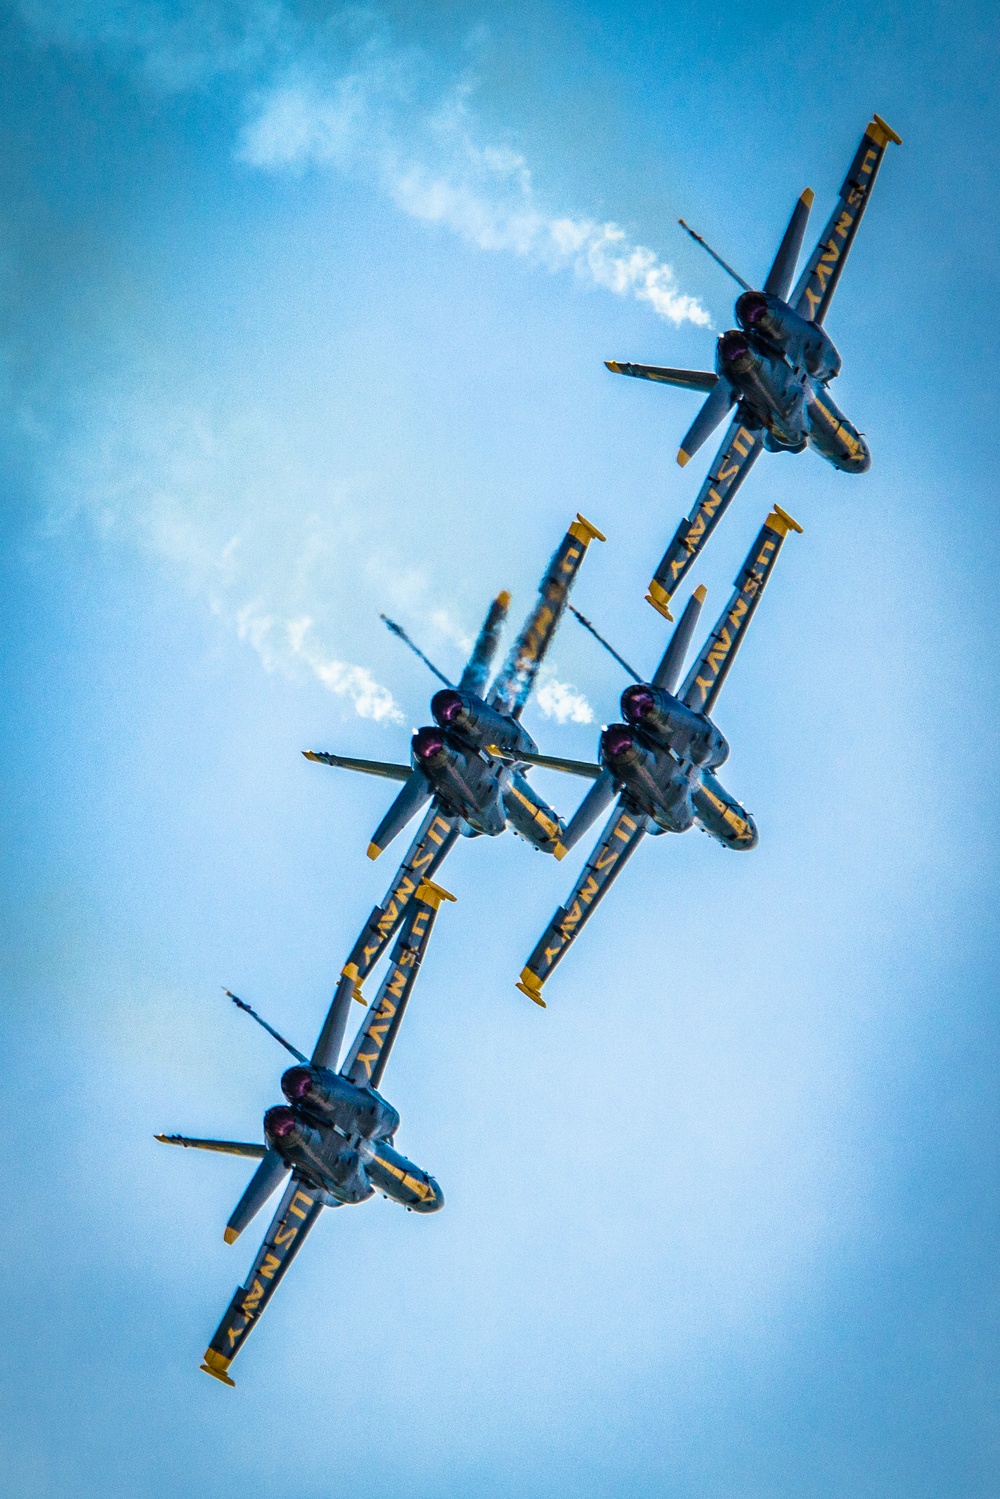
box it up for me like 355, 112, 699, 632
2, 2, 999, 1495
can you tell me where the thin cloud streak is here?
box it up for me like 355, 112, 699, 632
238, 606, 404, 722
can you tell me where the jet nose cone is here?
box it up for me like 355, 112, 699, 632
838, 435, 871, 473
412, 1176, 444, 1213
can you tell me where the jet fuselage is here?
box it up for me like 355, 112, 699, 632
598, 712, 757, 851
263, 1096, 442, 1214
719, 292, 869, 472
411, 696, 566, 854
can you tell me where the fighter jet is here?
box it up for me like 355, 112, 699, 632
302, 513, 604, 1070
513, 505, 800, 1005
157, 877, 455, 1386
607, 114, 900, 621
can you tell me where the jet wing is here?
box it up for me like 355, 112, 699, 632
647, 417, 763, 620
201, 1174, 326, 1386
605, 361, 718, 392
339, 878, 454, 1090
516, 796, 648, 1004
488, 514, 605, 719
311, 803, 460, 1070
680, 505, 802, 715
791, 114, 901, 326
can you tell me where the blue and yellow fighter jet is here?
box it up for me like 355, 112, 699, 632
301, 513, 604, 1069
606, 114, 900, 621
158, 877, 455, 1386
513, 505, 800, 1005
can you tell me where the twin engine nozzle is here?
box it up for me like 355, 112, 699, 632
733, 289, 843, 381
620, 683, 729, 769
266, 1076, 443, 1213
412, 725, 450, 768
279, 1064, 400, 1142
429, 688, 537, 758
600, 723, 641, 766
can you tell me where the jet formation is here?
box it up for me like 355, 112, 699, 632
159, 114, 900, 1384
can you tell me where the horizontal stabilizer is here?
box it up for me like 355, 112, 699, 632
223, 1147, 288, 1245
156, 1135, 267, 1158
514, 749, 603, 780
651, 585, 707, 693
605, 361, 718, 392
368, 769, 432, 859
304, 750, 412, 783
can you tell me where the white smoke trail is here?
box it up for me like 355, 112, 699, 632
239, 75, 710, 328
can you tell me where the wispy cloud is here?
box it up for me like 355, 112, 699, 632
534, 667, 594, 725
239, 75, 711, 328
35, 390, 404, 723
11, 3, 707, 721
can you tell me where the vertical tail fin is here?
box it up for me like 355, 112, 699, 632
676, 378, 735, 469
762, 189, 814, 300
223, 1147, 288, 1245
650, 586, 707, 692
459, 591, 511, 695
488, 515, 605, 718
